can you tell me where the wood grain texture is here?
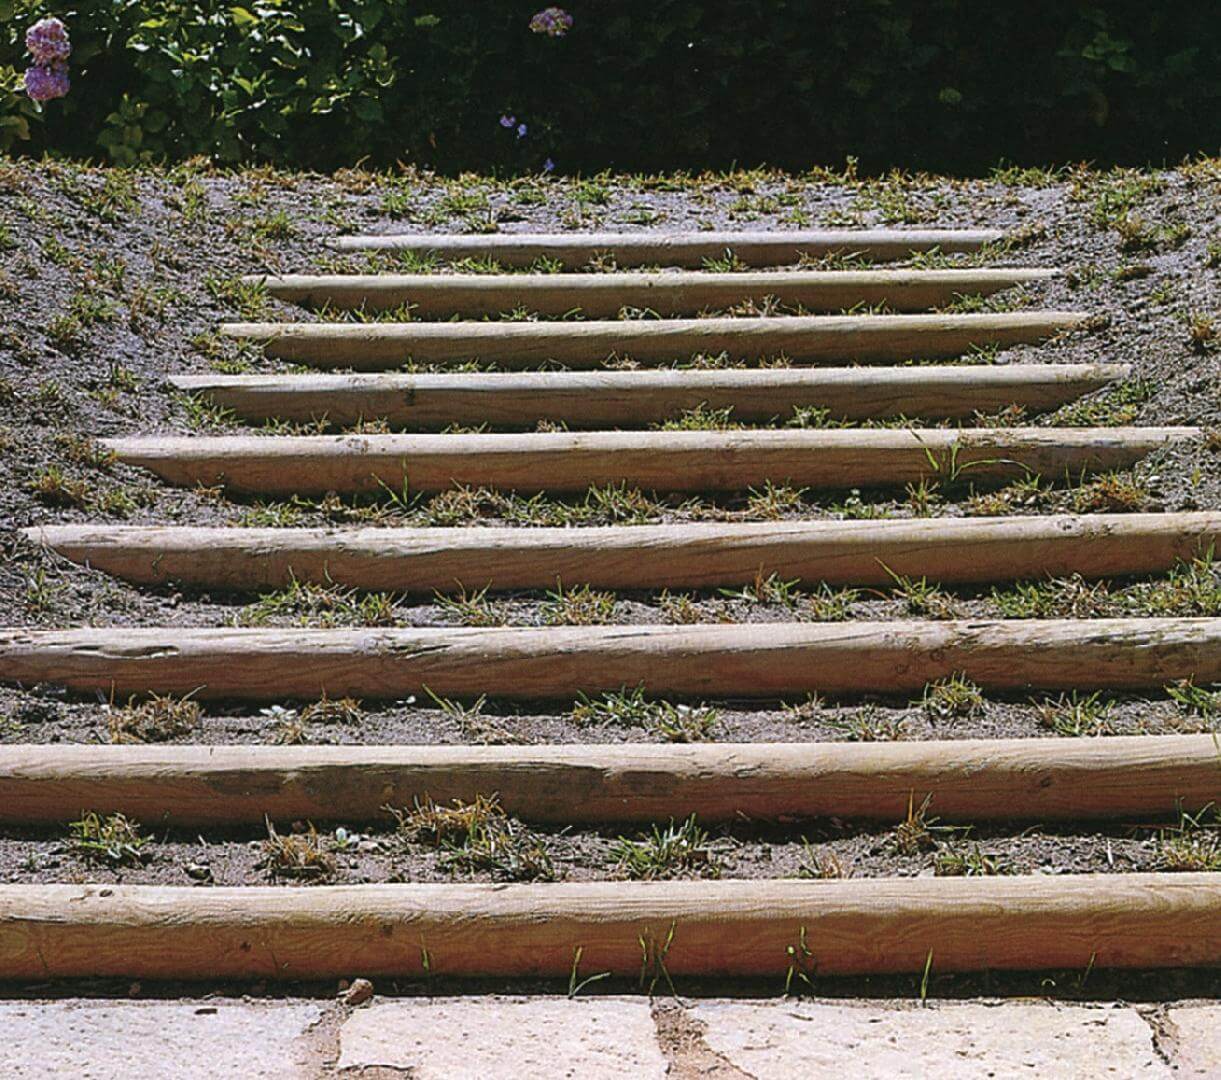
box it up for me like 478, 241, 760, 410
328, 228, 1006, 266
102, 427, 1197, 496
1, 736, 1216, 826
249, 268, 1056, 317
2, 875, 1218, 979
2, 620, 1218, 701
219, 311, 1090, 369
169, 363, 1128, 429
25, 513, 1221, 593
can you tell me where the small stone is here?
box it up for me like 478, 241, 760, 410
340, 978, 374, 1007
185, 863, 212, 881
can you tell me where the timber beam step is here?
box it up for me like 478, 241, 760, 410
248, 268, 1056, 318
25, 513, 1221, 593
2, 736, 1217, 827
169, 363, 1128, 428
1, 875, 1218, 979
101, 427, 1199, 496
219, 311, 1090, 369
1, 619, 1218, 701
328, 228, 1007, 267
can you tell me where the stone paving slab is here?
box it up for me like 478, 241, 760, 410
1, 995, 1216, 1077
1165, 1005, 1221, 1077
0, 1000, 324, 1080
335, 996, 668, 1078
689, 1000, 1169, 1079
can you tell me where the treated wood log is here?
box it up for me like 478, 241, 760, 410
248, 268, 1056, 317
102, 427, 1197, 496
25, 513, 1221, 594
219, 311, 1090, 369
1, 875, 1218, 979
169, 363, 1129, 429
1, 736, 1216, 827
329, 228, 1007, 267
1, 620, 1217, 701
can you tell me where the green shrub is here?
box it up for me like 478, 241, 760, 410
1, 2, 1218, 172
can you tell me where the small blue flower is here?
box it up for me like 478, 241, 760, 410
530, 8, 573, 37
543, 158, 556, 174
516, 123, 528, 139
499, 114, 515, 128
26, 17, 71, 65
24, 63, 69, 102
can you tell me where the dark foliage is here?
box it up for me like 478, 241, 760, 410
2, 1, 1218, 172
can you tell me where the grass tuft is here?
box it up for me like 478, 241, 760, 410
67, 812, 150, 867
260, 819, 336, 880
388, 794, 555, 881
108, 692, 201, 743
920, 674, 984, 721
1035, 691, 1113, 737
612, 815, 721, 880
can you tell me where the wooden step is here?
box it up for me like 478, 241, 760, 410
249, 268, 1056, 318
103, 427, 1197, 496
26, 513, 1221, 593
170, 363, 1128, 429
3, 875, 1218, 979
2, 619, 1216, 701
220, 311, 1090, 370
2, 736, 1214, 827
328, 228, 1007, 267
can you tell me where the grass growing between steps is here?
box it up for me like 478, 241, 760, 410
5, 799, 1218, 889
218, 552, 1221, 631
207, 457, 1192, 532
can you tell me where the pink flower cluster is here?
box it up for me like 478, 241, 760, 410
529, 7, 573, 38
24, 17, 71, 103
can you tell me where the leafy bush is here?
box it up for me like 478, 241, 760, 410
1, 2, 1218, 172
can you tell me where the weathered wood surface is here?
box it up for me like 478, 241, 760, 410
169, 363, 1128, 428
328, 228, 1007, 266
1, 736, 1216, 826
102, 427, 1197, 496
219, 311, 1090, 369
249, 268, 1056, 317
26, 513, 1221, 593
1, 875, 1218, 979
2, 620, 1217, 701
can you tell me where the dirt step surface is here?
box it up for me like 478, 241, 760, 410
1, 161, 1219, 989
1, 994, 1218, 1078
3, 155, 1218, 779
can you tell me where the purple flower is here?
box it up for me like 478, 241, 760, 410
25, 17, 71, 65
529, 7, 573, 37
543, 158, 556, 174
24, 63, 70, 103
516, 123, 528, 139
499, 114, 516, 128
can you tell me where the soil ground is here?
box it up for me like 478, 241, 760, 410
0, 158, 1219, 934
